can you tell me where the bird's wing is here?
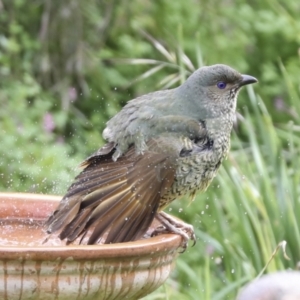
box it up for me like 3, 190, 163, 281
45, 138, 178, 244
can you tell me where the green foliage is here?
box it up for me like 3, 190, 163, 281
1, 0, 300, 299
0, 75, 80, 193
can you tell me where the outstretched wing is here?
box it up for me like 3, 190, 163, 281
45, 138, 176, 244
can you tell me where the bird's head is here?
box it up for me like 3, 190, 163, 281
177, 64, 257, 119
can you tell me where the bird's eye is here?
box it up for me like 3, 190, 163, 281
217, 82, 227, 89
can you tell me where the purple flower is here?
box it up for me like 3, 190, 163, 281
69, 87, 77, 102
43, 112, 55, 133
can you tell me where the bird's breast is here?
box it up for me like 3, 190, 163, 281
160, 142, 227, 207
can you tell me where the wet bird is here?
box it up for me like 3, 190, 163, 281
45, 64, 257, 246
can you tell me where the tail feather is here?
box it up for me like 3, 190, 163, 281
46, 197, 81, 234
109, 194, 160, 243
87, 190, 133, 244
82, 182, 130, 211
66, 167, 129, 198
103, 175, 161, 244
59, 207, 93, 242
80, 178, 127, 209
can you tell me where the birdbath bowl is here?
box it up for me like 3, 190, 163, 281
0, 193, 182, 300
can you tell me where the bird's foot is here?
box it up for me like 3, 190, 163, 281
152, 211, 196, 252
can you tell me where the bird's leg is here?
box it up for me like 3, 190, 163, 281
152, 211, 196, 251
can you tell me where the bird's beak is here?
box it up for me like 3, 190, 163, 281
239, 74, 258, 87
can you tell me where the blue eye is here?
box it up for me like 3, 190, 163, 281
217, 82, 227, 89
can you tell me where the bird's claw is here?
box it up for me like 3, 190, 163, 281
152, 211, 196, 252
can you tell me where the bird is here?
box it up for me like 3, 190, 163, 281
45, 64, 257, 247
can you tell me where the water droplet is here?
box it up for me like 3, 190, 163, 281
215, 257, 222, 264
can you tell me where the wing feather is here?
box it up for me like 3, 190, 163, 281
45, 138, 178, 244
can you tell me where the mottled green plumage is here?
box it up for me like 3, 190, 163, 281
46, 64, 257, 245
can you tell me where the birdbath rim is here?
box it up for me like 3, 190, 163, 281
0, 192, 183, 260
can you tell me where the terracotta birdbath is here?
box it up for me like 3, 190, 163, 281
0, 192, 182, 300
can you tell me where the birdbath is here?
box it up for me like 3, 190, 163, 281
0, 192, 182, 300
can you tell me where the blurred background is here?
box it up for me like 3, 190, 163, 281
1, 0, 300, 299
